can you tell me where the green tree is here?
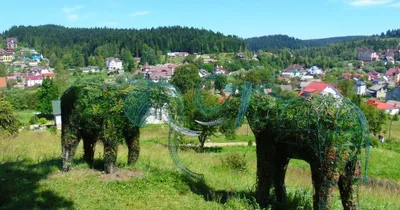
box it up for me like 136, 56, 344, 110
214, 74, 228, 96
121, 48, 135, 72
37, 78, 59, 115
88, 55, 97, 66
183, 90, 220, 152
361, 104, 388, 136
54, 61, 69, 93
201, 63, 214, 73
170, 64, 201, 94
0, 98, 20, 136
140, 44, 159, 65
244, 67, 274, 84
0, 63, 7, 77
338, 79, 355, 99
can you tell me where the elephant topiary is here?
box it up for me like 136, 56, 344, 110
171, 80, 370, 210
61, 82, 141, 174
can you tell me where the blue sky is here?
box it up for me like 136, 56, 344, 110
1, 0, 400, 39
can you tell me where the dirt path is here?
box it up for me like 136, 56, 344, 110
203, 142, 255, 147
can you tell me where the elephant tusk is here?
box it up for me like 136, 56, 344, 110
162, 108, 202, 137
195, 119, 224, 126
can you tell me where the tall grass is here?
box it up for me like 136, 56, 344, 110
0, 130, 399, 209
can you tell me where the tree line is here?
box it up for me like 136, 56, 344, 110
1, 25, 245, 68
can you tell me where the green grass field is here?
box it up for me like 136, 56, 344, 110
1, 126, 399, 209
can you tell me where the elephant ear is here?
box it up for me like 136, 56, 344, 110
194, 75, 253, 129
123, 87, 153, 128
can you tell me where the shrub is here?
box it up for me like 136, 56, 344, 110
222, 153, 247, 171
393, 114, 399, 121
48, 126, 57, 135
247, 139, 253, 146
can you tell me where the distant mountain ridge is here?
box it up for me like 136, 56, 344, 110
245, 34, 366, 51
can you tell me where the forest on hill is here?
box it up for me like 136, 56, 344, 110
244, 34, 365, 51
0, 25, 245, 67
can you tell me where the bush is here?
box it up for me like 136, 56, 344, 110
222, 153, 247, 171
393, 114, 399, 121
48, 126, 57, 135
247, 139, 253, 146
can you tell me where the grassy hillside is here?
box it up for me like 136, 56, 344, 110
0, 127, 399, 209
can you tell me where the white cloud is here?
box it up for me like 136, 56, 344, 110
130, 11, 150, 17
348, 0, 392, 6
62, 5, 85, 13
62, 5, 85, 21
385, 2, 400, 7
68, 14, 79, 21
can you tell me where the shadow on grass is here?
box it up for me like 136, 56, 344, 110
182, 177, 315, 210
182, 177, 258, 207
0, 159, 74, 209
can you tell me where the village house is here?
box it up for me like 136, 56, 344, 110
20, 48, 39, 56
366, 100, 399, 115
386, 86, 400, 101
105, 57, 123, 71
386, 68, 400, 85
139, 62, 177, 82
80, 66, 100, 73
28, 66, 51, 75
284, 64, 304, 73
355, 80, 367, 95
368, 84, 387, 99
358, 49, 379, 61
167, 52, 189, 58
298, 81, 340, 97
214, 66, 228, 75
6, 37, 17, 50
52, 100, 62, 129
236, 52, 245, 59
25, 75, 43, 87
0, 49, 14, 62
0, 77, 7, 88
307, 66, 323, 75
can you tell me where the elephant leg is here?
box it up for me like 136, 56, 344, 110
274, 157, 290, 207
338, 160, 360, 210
311, 161, 323, 210
255, 139, 276, 208
312, 152, 339, 210
104, 141, 118, 174
83, 138, 96, 168
61, 130, 81, 172
126, 127, 140, 166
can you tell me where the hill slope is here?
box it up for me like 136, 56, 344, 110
245, 34, 365, 51
2, 25, 245, 57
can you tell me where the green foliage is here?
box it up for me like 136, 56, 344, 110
0, 63, 7, 77
338, 79, 355, 98
361, 103, 388, 135
222, 152, 247, 171
1, 89, 38, 110
37, 78, 59, 115
201, 63, 214, 73
140, 44, 159, 65
214, 74, 227, 94
243, 68, 274, 84
5, 25, 244, 68
394, 114, 399, 121
0, 98, 20, 136
183, 90, 221, 152
171, 64, 201, 94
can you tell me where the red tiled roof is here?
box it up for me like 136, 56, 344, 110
43, 73, 55, 78
386, 68, 400, 77
26, 75, 43, 80
0, 77, 6, 88
298, 81, 330, 96
284, 64, 303, 72
367, 100, 398, 110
